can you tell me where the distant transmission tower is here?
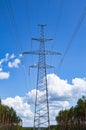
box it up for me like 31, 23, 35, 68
23, 25, 61, 130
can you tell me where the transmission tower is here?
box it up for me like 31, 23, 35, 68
22, 25, 61, 130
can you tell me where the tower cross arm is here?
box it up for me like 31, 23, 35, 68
22, 50, 40, 55
29, 64, 55, 68
22, 50, 61, 55
45, 50, 61, 55
32, 38, 53, 42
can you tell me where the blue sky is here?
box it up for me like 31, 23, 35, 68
0, 0, 86, 127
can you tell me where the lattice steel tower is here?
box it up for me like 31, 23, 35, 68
23, 25, 61, 130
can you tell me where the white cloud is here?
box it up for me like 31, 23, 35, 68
2, 74, 86, 126
49, 100, 70, 125
0, 68, 2, 71
10, 54, 15, 59
47, 74, 73, 100
0, 71, 10, 79
47, 74, 86, 101
26, 89, 36, 104
22, 117, 33, 127
19, 53, 23, 58
0, 53, 9, 66
25, 74, 86, 126
72, 77, 86, 98
5, 53, 9, 59
0, 53, 21, 79
26, 89, 46, 104
72, 78, 86, 90
50, 101, 70, 108
0, 53, 20, 69
8, 58, 21, 68
2, 96, 33, 126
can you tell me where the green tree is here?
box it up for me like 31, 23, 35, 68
56, 96, 86, 130
0, 98, 22, 130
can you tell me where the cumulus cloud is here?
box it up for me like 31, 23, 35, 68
49, 101, 70, 108
25, 74, 86, 126
0, 71, 10, 79
0, 68, 2, 71
26, 89, 36, 104
47, 74, 73, 100
2, 96, 33, 126
0, 53, 21, 69
72, 77, 86, 98
19, 53, 23, 58
2, 74, 86, 126
47, 74, 86, 101
2, 96, 33, 117
10, 53, 15, 59
49, 100, 70, 125
26, 89, 47, 104
0, 53, 21, 79
8, 58, 21, 68
0, 53, 9, 66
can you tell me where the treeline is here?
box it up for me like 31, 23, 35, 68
0, 99, 22, 130
55, 96, 86, 130
23, 96, 86, 130
23, 128, 33, 130
0, 96, 85, 130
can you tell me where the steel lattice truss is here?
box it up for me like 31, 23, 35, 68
22, 25, 61, 130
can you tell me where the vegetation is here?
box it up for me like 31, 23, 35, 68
0, 99, 22, 130
22, 96, 86, 130
56, 96, 86, 130
22, 127, 33, 130
0, 96, 85, 130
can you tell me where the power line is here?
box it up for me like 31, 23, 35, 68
24, 0, 31, 36
51, 0, 64, 74
6, 0, 31, 94
55, 0, 64, 35
6, 0, 24, 52
6, 0, 20, 43
58, 6, 86, 71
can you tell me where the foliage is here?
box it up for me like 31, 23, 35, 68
22, 127, 33, 130
56, 96, 86, 130
0, 99, 22, 130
